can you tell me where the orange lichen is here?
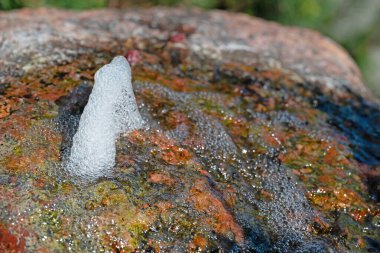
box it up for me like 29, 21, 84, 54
136, 131, 192, 165
160, 146, 190, 165
189, 178, 244, 244
0, 98, 11, 119
148, 172, 176, 186
154, 201, 173, 213
149, 132, 177, 150
278, 131, 378, 224
189, 235, 207, 251
323, 146, 338, 165
6, 148, 46, 172
165, 111, 190, 129
0, 114, 30, 140
126, 130, 147, 145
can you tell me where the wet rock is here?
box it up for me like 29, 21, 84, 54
0, 7, 379, 252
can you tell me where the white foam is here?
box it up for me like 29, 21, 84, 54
67, 56, 144, 180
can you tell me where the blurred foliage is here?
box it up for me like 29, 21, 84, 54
0, 0, 22, 9
0, 0, 106, 9
1, 0, 379, 96
44, 0, 105, 9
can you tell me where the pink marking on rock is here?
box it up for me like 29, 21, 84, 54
170, 33, 186, 43
125, 50, 141, 66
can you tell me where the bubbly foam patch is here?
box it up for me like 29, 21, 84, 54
67, 56, 144, 180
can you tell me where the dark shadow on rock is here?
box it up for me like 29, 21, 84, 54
365, 236, 380, 253
316, 96, 380, 165
54, 82, 92, 158
316, 95, 380, 202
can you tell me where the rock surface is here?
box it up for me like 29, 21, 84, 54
0, 7, 379, 252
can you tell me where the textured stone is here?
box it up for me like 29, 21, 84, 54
0, 7, 379, 253
0, 7, 374, 99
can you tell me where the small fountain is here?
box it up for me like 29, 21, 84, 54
66, 56, 144, 180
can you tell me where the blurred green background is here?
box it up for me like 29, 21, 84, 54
1, 0, 379, 97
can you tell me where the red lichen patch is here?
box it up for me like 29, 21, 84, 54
0, 226, 27, 253
189, 178, 244, 244
148, 172, 176, 186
